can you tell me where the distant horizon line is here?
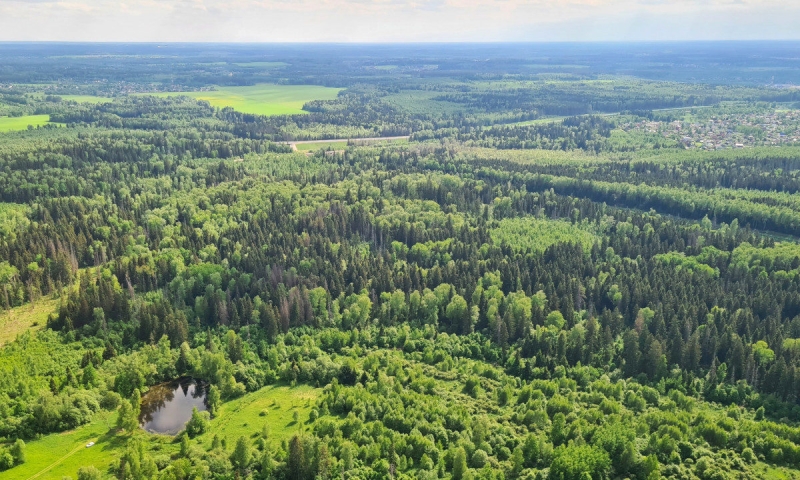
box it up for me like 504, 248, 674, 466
2, 39, 800, 45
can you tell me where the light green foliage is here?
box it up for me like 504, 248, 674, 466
0, 203, 30, 241
117, 399, 138, 432
732, 242, 800, 278
207, 384, 221, 416
753, 341, 775, 366
548, 445, 611, 480
546, 311, 566, 330
5, 325, 799, 479
230, 435, 252, 471
3, 49, 800, 480
77, 465, 103, 480
452, 446, 468, 480
184, 407, 209, 437
118, 438, 157, 480
655, 251, 720, 277
491, 217, 597, 255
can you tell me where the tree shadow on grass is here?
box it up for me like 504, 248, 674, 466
96, 428, 129, 453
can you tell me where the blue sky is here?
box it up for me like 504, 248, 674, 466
0, 0, 797, 42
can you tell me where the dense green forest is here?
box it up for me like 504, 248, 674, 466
3, 43, 800, 480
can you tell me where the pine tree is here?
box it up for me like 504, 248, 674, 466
230, 436, 252, 473
287, 434, 307, 480
452, 447, 468, 480
117, 400, 138, 432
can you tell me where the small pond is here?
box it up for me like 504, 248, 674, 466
139, 378, 208, 435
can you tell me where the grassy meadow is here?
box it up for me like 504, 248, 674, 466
0, 115, 54, 132
146, 84, 342, 116
4, 384, 320, 479
4, 411, 123, 480
382, 90, 467, 117
0, 298, 58, 346
294, 141, 349, 152
196, 384, 320, 450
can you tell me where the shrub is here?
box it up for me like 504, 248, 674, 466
741, 448, 756, 464
185, 407, 210, 437
471, 449, 489, 468
548, 445, 610, 480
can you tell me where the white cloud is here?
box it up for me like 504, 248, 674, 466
0, 0, 797, 41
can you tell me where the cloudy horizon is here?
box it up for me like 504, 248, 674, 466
0, 0, 799, 43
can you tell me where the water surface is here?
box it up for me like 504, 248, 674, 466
139, 378, 208, 435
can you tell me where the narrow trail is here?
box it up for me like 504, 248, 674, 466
26, 441, 92, 480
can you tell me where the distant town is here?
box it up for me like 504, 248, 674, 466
621, 109, 800, 150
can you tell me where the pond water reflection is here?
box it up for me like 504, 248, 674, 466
139, 378, 208, 435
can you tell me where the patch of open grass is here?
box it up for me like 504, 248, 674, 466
197, 384, 320, 450
146, 84, 342, 116
3, 411, 129, 480
0, 298, 58, 346
507, 116, 567, 126
295, 141, 349, 152
382, 90, 467, 117
0, 115, 54, 132
753, 462, 799, 479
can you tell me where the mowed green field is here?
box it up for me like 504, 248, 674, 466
0, 115, 53, 132
147, 84, 342, 116
5, 384, 319, 479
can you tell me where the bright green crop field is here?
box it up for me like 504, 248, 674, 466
147, 84, 342, 116
0, 115, 54, 132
